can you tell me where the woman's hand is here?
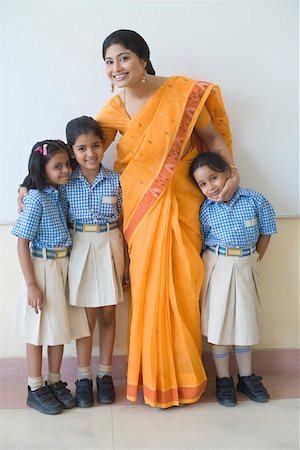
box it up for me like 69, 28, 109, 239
213, 169, 240, 202
17, 187, 29, 213
196, 120, 239, 202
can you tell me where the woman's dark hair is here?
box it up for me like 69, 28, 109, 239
102, 29, 155, 75
66, 116, 104, 147
21, 140, 70, 191
189, 152, 230, 181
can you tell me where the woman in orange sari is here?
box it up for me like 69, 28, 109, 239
97, 29, 238, 408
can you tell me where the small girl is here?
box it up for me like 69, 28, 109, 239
12, 140, 90, 415
64, 116, 128, 407
190, 151, 277, 407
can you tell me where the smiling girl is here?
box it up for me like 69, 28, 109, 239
64, 116, 128, 407
190, 151, 277, 407
12, 140, 89, 415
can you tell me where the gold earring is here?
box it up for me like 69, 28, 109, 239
140, 73, 146, 83
111, 83, 115, 93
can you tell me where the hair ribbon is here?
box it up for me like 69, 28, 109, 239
35, 144, 48, 156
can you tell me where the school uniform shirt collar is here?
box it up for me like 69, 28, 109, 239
43, 186, 60, 197
71, 165, 113, 186
205, 187, 250, 208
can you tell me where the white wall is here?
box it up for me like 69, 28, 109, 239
0, 0, 299, 222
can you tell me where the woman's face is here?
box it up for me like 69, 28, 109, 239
104, 44, 146, 89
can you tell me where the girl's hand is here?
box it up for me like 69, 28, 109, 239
17, 187, 29, 213
210, 169, 240, 202
27, 284, 43, 314
123, 264, 130, 289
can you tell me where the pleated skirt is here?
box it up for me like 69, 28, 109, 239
201, 248, 262, 346
68, 228, 125, 307
13, 256, 90, 346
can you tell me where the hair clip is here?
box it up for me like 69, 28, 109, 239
35, 143, 48, 156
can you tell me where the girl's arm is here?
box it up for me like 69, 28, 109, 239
17, 187, 28, 213
117, 215, 130, 289
17, 237, 43, 314
256, 234, 271, 260
195, 120, 240, 202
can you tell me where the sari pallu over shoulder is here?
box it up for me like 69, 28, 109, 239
114, 76, 232, 243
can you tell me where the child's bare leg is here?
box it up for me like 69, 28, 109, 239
48, 345, 63, 374
26, 343, 43, 378
76, 308, 97, 370
96, 305, 116, 404
98, 305, 116, 367
75, 308, 97, 408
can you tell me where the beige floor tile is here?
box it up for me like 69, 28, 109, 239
0, 407, 114, 449
112, 399, 300, 449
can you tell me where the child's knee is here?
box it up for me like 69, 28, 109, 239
98, 307, 115, 328
86, 308, 97, 331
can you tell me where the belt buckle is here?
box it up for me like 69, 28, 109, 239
226, 247, 242, 257
83, 224, 98, 232
55, 248, 67, 258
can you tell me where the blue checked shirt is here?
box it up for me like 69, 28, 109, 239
12, 187, 72, 248
61, 165, 122, 224
200, 187, 277, 249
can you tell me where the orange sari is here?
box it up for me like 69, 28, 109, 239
96, 76, 232, 408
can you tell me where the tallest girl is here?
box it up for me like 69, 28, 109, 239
97, 29, 239, 408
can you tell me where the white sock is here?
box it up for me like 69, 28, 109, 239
28, 376, 44, 391
234, 346, 252, 377
97, 364, 112, 379
47, 372, 61, 385
77, 366, 92, 381
212, 345, 231, 378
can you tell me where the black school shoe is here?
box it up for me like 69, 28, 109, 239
47, 381, 76, 409
75, 378, 94, 408
27, 386, 63, 415
216, 376, 237, 406
96, 375, 115, 404
237, 374, 270, 402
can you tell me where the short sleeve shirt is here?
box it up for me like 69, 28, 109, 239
62, 165, 122, 224
12, 187, 72, 248
200, 187, 277, 248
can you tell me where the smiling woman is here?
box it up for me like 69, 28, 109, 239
96, 29, 239, 409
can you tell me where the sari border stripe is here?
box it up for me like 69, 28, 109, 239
127, 380, 207, 407
124, 81, 210, 242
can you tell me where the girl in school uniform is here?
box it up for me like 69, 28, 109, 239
12, 140, 90, 415
190, 151, 277, 407
64, 116, 128, 407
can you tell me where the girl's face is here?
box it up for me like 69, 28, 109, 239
193, 165, 229, 200
44, 150, 72, 187
72, 131, 104, 176
104, 44, 146, 89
